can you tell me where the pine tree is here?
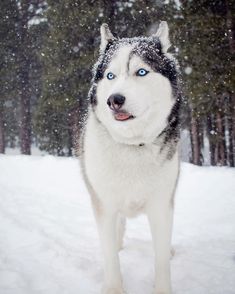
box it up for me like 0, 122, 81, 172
225, 0, 235, 166
15, 0, 47, 155
175, 0, 234, 166
0, 0, 19, 153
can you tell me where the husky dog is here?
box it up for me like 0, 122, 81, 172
81, 21, 181, 294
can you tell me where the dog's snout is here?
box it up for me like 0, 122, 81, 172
107, 94, 125, 110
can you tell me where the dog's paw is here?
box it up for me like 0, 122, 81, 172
102, 287, 125, 294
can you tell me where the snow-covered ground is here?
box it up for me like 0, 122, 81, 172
0, 155, 235, 294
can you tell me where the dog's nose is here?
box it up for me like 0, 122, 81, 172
107, 94, 125, 110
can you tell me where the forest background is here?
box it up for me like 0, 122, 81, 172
0, 0, 234, 166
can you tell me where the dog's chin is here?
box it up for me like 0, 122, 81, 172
105, 107, 167, 145
106, 114, 153, 145
96, 106, 165, 145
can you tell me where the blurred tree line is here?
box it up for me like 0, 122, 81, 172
0, 0, 234, 166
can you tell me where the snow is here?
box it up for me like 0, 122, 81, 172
0, 155, 235, 294
5, 147, 47, 156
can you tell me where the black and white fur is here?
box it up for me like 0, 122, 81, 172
81, 22, 181, 294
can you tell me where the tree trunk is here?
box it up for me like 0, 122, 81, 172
230, 93, 235, 166
216, 108, 227, 166
227, 95, 234, 166
18, 2, 31, 155
19, 70, 31, 155
0, 103, 5, 154
190, 113, 202, 165
207, 115, 216, 166
222, 112, 228, 165
225, 0, 235, 166
231, 94, 235, 165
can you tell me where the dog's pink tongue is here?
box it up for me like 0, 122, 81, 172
114, 112, 131, 121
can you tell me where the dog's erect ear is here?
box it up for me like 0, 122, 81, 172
100, 23, 115, 52
155, 21, 171, 53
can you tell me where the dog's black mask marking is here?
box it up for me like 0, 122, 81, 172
89, 36, 178, 104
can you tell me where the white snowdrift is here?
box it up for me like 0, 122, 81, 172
0, 155, 235, 294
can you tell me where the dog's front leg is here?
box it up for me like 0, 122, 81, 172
96, 209, 124, 294
146, 198, 173, 294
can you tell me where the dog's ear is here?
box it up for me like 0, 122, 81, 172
100, 23, 115, 52
154, 21, 171, 53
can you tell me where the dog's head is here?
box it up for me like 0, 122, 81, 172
89, 22, 180, 145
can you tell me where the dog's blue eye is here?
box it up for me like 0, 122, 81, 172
107, 72, 115, 80
136, 68, 149, 77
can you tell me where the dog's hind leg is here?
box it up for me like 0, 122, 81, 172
116, 215, 126, 251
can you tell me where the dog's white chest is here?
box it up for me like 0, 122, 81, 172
83, 114, 178, 217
